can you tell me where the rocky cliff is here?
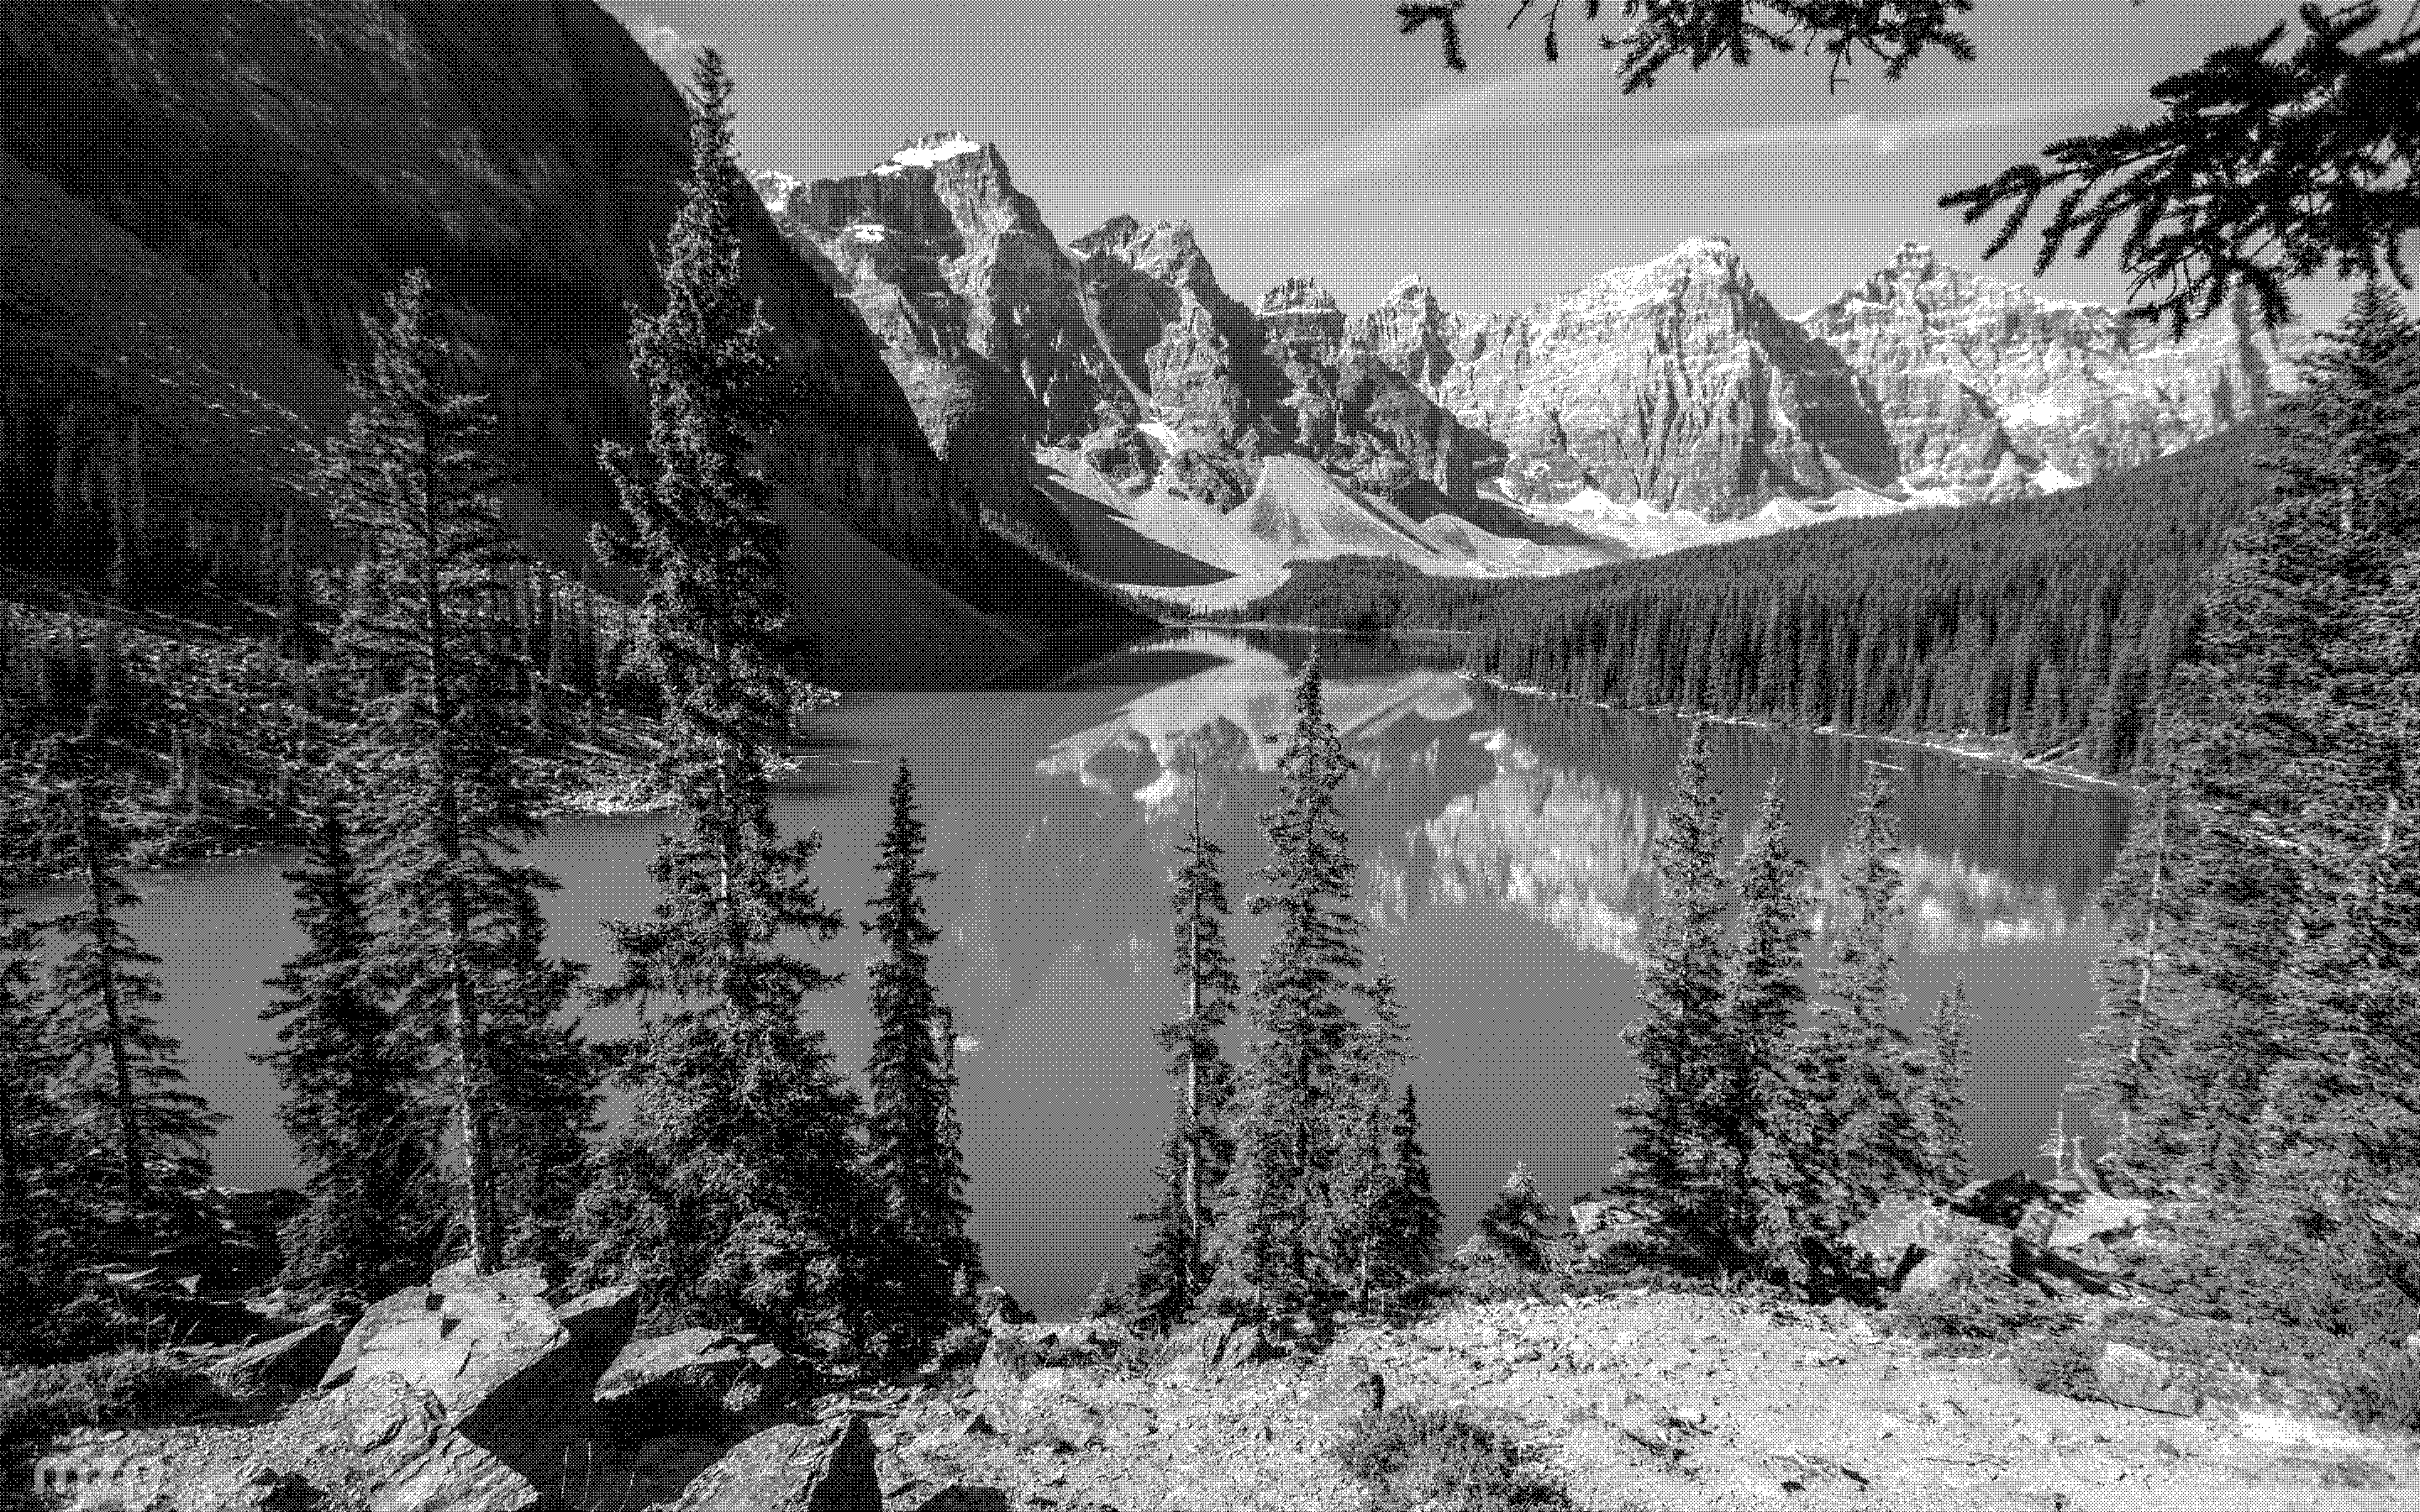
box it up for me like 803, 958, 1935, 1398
1799, 240, 2281, 501
758, 134, 1140, 504
0, 3, 1121, 685
1370, 237, 1898, 517
1069, 213, 1263, 450
746, 134, 2281, 587
755, 141, 1498, 527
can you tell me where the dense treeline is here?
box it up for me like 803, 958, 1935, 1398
1242, 429, 2269, 776
0, 557, 653, 887
0, 52, 983, 1370
2077, 286, 2420, 1341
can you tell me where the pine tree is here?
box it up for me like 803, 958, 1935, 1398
1610, 723, 1728, 1240
50, 776, 218, 1207
2213, 284, 2420, 1326
1133, 782, 1240, 1326
1217, 652, 1365, 1317
1812, 769, 1925, 1193
1474, 1164, 1551, 1271
0, 892, 64, 1273
260, 795, 439, 1296
324, 269, 561, 1276
572, 49, 877, 1357
1756, 769, 1924, 1278
1380, 1084, 1444, 1282
1914, 980, 1975, 1192
1709, 775, 1811, 1264
485, 881, 599, 1276
1328, 958, 1412, 1308
862, 762, 978, 1345
2076, 773, 2196, 1175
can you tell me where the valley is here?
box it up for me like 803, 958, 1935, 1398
755, 134, 2281, 602
6, 5, 2418, 1510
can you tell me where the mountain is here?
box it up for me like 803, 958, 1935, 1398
1365, 235, 2282, 530
1362, 237, 1897, 517
1798, 240, 2279, 502
755, 134, 2278, 596
0, 4, 1138, 688
756, 138, 1621, 606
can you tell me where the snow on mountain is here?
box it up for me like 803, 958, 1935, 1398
753, 132, 2284, 592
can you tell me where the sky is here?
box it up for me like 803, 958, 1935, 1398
596, 0, 2342, 322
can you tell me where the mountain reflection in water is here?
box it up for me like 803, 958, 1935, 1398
1038, 632, 2105, 969
40, 629, 2126, 1317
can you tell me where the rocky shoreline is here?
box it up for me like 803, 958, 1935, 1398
18, 1173, 2412, 1511
1469, 674, 2139, 794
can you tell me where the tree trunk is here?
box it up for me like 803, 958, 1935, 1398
77, 790, 146, 1201
0, 1079, 27, 1265
419, 483, 502, 1276
2123, 792, 2171, 1137
1181, 909, 1202, 1295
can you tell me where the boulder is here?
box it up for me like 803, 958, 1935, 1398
2094, 1342, 2202, 1416
594, 1328, 809, 1438
336, 1377, 544, 1512
1846, 1199, 2010, 1288
2048, 1196, 2151, 1257
905, 1488, 1012, 1512
974, 1319, 1138, 1395
214, 1320, 348, 1394
1154, 1315, 1240, 1381
667, 1416, 881, 1512
315, 1269, 641, 1509
1897, 1250, 1968, 1296
1949, 1172, 2053, 1226
1318, 1358, 1385, 1419
236, 1467, 322, 1512
1154, 1315, 1265, 1379
321, 1270, 638, 1412
975, 1285, 1034, 1328
1568, 1200, 1613, 1237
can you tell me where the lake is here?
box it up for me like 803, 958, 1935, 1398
46, 628, 2133, 1316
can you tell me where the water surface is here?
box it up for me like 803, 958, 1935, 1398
47, 629, 2130, 1315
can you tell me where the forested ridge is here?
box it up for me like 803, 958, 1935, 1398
1241, 426, 2267, 776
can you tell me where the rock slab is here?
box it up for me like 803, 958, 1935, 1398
669, 1415, 881, 1512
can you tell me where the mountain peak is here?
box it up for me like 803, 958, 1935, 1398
1259, 276, 1339, 317
751, 169, 805, 216
875, 131, 988, 176
1887, 239, 1938, 279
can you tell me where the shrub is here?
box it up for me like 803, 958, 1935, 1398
1884, 1274, 2065, 1345
2010, 1336, 2103, 1402
2096, 1309, 2329, 1382
1334, 1406, 1574, 1511
2336, 1347, 2420, 1436
0, 1352, 243, 1454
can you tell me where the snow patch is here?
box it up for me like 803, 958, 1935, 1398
1998, 395, 2080, 428
753, 171, 802, 212
874, 132, 985, 175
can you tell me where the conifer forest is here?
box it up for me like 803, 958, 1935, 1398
4, 3, 2420, 1507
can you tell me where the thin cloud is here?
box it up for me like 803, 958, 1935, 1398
1228, 68, 1609, 218
1632, 92, 2134, 167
